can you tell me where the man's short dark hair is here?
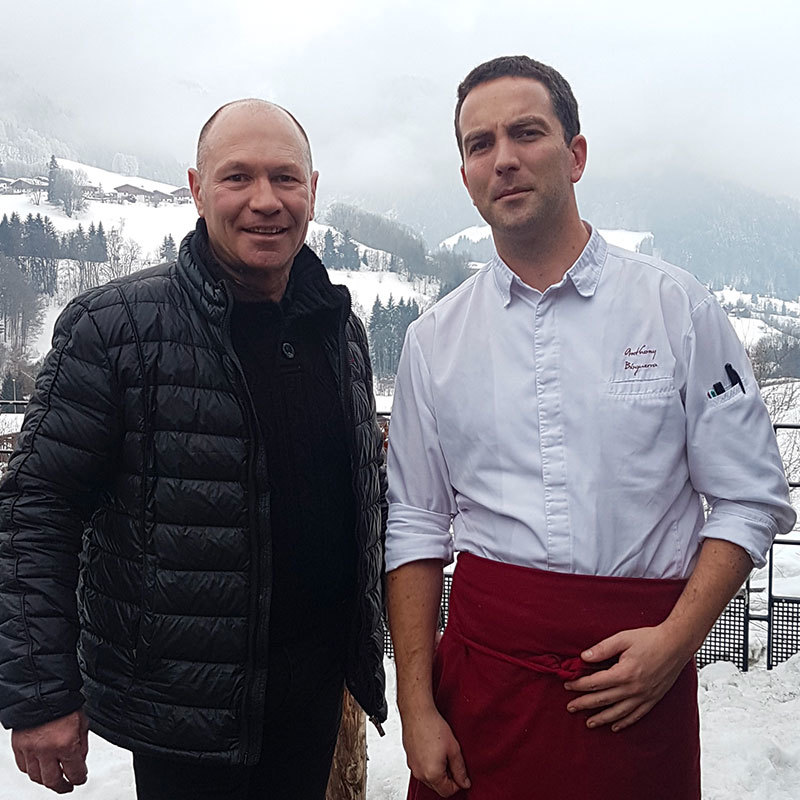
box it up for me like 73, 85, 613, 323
454, 55, 580, 157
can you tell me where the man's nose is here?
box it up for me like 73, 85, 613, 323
249, 178, 282, 214
493, 136, 520, 175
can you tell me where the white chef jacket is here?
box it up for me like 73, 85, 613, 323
385, 227, 795, 578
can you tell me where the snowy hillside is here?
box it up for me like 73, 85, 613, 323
8, 161, 800, 367
727, 317, 776, 349
0, 188, 197, 259
0, 160, 439, 356
438, 223, 800, 349
56, 159, 183, 196
439, 224, 654, 255
439, 224, 492, 250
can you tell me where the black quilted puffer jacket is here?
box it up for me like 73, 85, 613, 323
0, 226, 387, 763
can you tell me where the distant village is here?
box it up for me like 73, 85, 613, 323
0, 174, 191, 206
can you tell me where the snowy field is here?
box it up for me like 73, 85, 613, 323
2, 651, 800, 799
0, 193, 198, 262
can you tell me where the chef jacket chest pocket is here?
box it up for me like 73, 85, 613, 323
600, 376, 683, 474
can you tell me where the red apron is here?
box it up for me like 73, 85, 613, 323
407, 553, 701, 800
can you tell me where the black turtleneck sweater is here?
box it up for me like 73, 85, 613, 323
191, 227, 357, 646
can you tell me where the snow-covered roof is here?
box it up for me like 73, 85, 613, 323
9, 178, 47, 189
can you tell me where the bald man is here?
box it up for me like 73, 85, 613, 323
0, 99, 387, 799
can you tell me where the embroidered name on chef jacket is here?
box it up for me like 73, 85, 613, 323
623, 344, 659, 377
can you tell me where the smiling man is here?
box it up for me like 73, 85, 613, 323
0, 99, 387, 799
386, 57, 795, 799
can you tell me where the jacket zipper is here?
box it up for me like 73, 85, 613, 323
220, 286, 272, 766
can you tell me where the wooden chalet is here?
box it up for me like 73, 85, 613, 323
114, 183, 155, 200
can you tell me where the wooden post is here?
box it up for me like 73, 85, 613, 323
327, 416, 387, 799
326, 688, 367, 800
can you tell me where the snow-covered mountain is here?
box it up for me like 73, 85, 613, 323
7, 160, 800, 369
1, 160, 440, 363
439, 223, 800, 349
56, 158, 183, 196
440, 223, 654, 255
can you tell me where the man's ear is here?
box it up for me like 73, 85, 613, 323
309, 170, 319, 220
460, 164, 476, 207
188, 168, 204, 216
568, 135, 588, 184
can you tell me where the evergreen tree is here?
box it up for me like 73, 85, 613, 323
325, 203, 427, 275
0, 373, 15, 401
0, 255, 43, 350
367, 294, 420, 379
322, 229, 339, 269
159, 234, 177, 262
47, 156, 59, 203
68, 225, 88, 261
430, 248, 471, 299
0, 215, 13, 256
85, 223, 108, 263
95, 222, 108, 262
368, 297, 389, 377
0, 213, 22, 257
339, 230, 361, 270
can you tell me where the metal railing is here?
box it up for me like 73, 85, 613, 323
762, 423, 800, 669
0, 400, 28, 413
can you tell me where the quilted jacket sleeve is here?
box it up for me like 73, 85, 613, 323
0, 297, 121, 730
355, 313, 387, 541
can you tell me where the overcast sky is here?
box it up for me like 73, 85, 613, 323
3, 0, 799, 237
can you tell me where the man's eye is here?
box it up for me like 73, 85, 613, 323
225, 174, 246, 182
518, 129, 540, 139
276, 174, 297, 183
469, 141, 488, 154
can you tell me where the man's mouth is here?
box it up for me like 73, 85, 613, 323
242, 226, 288, 235
494, 187, 531, 201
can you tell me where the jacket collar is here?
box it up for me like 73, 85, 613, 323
178, 219, 350, 322
490, 223, 607, 306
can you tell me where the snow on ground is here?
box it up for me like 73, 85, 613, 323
333, 268, 434, 322
0, 414, 24, 435
375, 394, 393, 415
2, 652, 800, 799
55, 159, 182, 196
0, 193, 198, 261
439, 224, 492, 250
699, 656, 800, 800
766, 539, 800, 595
0, 157, 198, 258
29, 266, 434, 361
716, 287, 759, 308
440, 224, 655, 255
598, 228, 653, 252
728, 316, 779, 349
32, 302, 65, 356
